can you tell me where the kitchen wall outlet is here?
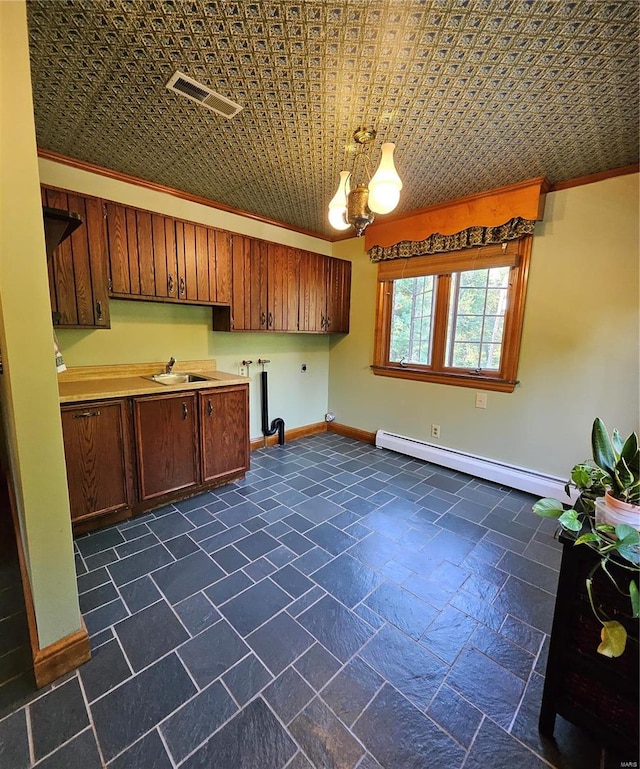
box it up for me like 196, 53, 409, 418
431, 424, 441, 439
239, 364, 247, 377
475, 392, 488, 409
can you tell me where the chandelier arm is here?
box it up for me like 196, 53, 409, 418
350, 150, 373, 186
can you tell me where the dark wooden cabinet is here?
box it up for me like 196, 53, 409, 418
42, 187, 110, 328
61, 399, 134, 524
299, 251, 328, 332
215, 240, 349, 334
107, 202, 179, 300
225, 233, 251, 330
106, 201, 232, 307
298, 251, 350, 333
249, 238, 269, 329
326, 255, 351, 333
133, 392, 199, 501
212, 229, 232, 305
61, 382, 250, 533
539, 536, 639, 757
267, 243, 300, 331
43, 185, 349, 333
200, 386, 249, 483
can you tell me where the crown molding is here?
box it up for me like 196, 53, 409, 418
37, 149, 333, 243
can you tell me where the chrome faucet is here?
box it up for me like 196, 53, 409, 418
165, 356, 176, 374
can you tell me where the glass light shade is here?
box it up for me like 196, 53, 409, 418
328, 171, 351, 230
368, 143, 402, 214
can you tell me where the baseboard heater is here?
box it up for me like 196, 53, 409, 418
375, 430, 569, 500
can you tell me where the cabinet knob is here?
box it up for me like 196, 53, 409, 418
168, 275, 174, 294
179, 277, 185, 296
268, 311, 273, 327
207, 399, 213, 417
182, 402, 188, 420
260, 311, 266, 327
325, 316, 331, 329
96, 300, 103, 322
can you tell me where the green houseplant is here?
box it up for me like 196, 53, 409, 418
533, 417, 640, 657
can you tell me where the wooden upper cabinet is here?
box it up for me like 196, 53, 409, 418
227, 233, 249, 330
267, 243, 300, 331
45, 187, 348, 333
249, 239, 268, 330
298, 250, 328, 332
152, 214, 176, 299
227, 235, 267, 330
42, 186, 110, 328
213, 229, 232, 304
106, 200, 230, 307
107, 202, 177, 300
298, 251, 351, 333
326, 257, 352, 333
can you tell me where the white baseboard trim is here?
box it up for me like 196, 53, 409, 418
375, 429, 570, 500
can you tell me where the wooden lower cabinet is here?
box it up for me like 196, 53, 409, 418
200, 386, 249, 483
61, 399, 134, 524
62, 385, 250, 532
133, 392, 200, 501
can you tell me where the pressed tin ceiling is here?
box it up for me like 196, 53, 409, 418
27, 0, 639, 238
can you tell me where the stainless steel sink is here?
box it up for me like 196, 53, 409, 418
145, 373, 211, 385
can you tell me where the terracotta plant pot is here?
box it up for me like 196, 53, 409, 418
595, 491, 640, 530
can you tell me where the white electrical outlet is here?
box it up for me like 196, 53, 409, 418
239, 365, 247, 377
431, 424, 441, 439
475, 392, 488, 409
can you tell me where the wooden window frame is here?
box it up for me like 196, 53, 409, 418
372, 236, 532, 393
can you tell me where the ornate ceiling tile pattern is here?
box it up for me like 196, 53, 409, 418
27, 0, 638, 237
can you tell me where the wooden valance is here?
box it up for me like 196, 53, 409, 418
365, 176, 550, 254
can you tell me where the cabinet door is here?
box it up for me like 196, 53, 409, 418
43, 187, 110, 328
105, 201, 139, 296
134, 393, 199, 500
213, 229, 232, 304
200, 386, 249, 483
61, 400, 134, 523
249, 239, 268, 330
150, 213, 175, 299
298, 250, 328, 332
266, 243, 300, 331
326, 257, 352, 333
230, 233, 250, 329
107, 203, 179, 299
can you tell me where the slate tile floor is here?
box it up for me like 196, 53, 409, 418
0, 434, 625, 768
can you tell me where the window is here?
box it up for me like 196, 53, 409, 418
373, 237, 531, 392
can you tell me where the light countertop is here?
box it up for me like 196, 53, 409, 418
58, 360, 249, 403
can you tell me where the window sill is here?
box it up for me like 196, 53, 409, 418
370, 365, 518, 393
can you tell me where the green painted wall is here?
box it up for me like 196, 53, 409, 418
40, 161, 332, 440
0, 2, 81, 648
329, 173, 640, 479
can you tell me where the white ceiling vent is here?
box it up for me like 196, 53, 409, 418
166, 71, 243, 118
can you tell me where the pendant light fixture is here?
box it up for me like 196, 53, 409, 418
328, 128, 402, 236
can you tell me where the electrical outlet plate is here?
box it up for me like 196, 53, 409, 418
431, 424, 440, 438
475, 392, 488, 409
239, 365, 247, 377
